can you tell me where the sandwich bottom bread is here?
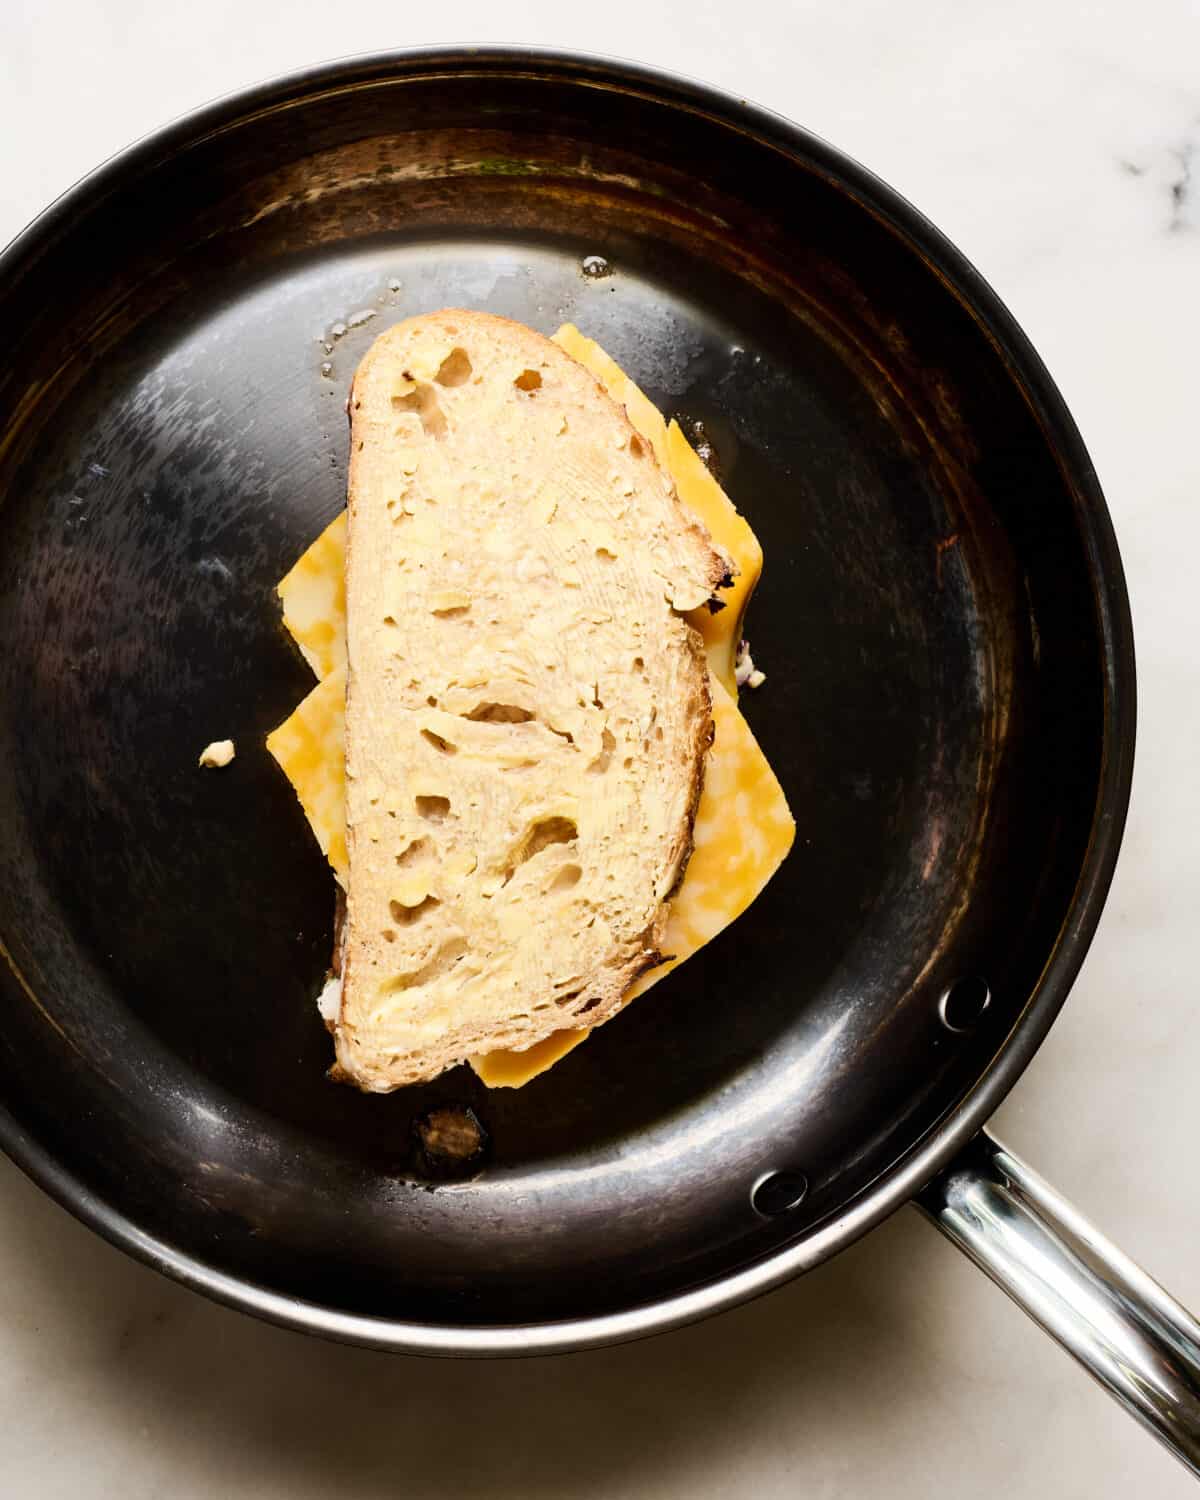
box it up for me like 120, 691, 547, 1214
268, 316, 794, 1090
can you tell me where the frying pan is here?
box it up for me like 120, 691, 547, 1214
1, 44, 1197, 1474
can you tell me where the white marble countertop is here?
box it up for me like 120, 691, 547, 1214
3, 2, 1199, 1495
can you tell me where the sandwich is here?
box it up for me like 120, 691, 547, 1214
268, 311, 794, 1091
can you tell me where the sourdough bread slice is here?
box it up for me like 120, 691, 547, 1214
335, 309, 730, 1090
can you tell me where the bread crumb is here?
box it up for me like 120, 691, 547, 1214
734, 640, 766, 691
198, 739, 235, 769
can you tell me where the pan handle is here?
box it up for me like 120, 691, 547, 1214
916, 1130, 1200, 1475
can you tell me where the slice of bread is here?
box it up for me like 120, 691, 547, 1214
334, 309, 731, 1091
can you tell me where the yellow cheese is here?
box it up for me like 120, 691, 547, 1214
550, 324, 762, 699
277, 511, 347, 680
265, 668, 348, 886
267, 326, 793, 1089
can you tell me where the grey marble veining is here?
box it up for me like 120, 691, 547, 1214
2, 2, 1200, 1495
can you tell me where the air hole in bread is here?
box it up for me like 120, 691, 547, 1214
587, 728, 616, 775
378, 936, 468, 995
463, 702, 535, 724
633, 656, 644, 670
503, 816, 578, 886
554, 988, 582, 1008
596, 546, 617, 562
395, 837, 431, 869
421, 728, 457, 755
389, 894, 441, 927
629, 434, 645, 458
519, 816, 577, 860
551, 863, 582, 892
578, 996, 602, 1014
434, 347, 472, 387
430, 591, 471, 617
415, 794, 451, 823
392, 383, 447, 438
514, 369, 542, 392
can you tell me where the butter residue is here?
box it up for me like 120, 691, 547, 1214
317, 974, 343, 1026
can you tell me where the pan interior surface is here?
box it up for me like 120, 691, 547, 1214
0, 55, 1120, 1334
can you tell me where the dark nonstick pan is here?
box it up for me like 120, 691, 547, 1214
2, 45, 1197, 1473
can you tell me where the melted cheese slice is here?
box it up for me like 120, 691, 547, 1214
276, 511, 347, 680
267, 327, 793, 1088
265, 666, 348, 886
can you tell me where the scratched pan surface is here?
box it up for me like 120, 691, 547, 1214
0, 50, 1132, 1351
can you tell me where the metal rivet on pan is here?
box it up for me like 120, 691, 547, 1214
751, 1170, 809, 1217
939, 975, 991, 1033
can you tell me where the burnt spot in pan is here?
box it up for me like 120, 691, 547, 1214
411, 1105, 491, 1182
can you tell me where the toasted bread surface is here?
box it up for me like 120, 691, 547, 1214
335, 309, 728, 1090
